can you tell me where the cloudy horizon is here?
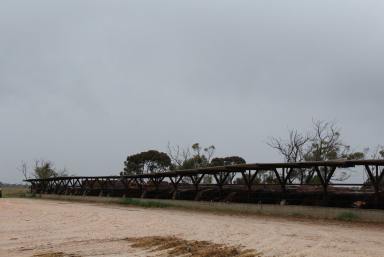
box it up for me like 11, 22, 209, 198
1, 0, 384, 183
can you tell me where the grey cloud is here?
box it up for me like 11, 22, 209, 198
0, 0, 383, 183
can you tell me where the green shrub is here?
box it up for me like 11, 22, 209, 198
120, 198, 171, 208
290, 212, 306, 218
336, 211, 360, 222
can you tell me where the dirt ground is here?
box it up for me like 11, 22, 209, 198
0, 198, 383, 257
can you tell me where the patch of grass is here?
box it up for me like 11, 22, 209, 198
1, 186, 28, 198
289, 212, 306, 218
126, 236, 261, 257
336, 211, 360, 222
120, 198, 172, 208
25, 192, 38, 198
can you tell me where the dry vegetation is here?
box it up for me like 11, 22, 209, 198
1, 186, 27, 198
126, 236, 260, 257
30, 236, 259, 257
32, 253, 80, 257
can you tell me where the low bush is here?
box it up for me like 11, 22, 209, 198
290, 212, 306, 218
120, 198, 172, 208
336, 211, 360, 222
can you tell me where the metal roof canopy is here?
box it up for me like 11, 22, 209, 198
24, 159, 384, 182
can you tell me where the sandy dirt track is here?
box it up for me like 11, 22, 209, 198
0, 198, 383, 257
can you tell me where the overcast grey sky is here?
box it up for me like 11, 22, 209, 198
1, 0, 383, 183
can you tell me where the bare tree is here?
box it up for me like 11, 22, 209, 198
370, 145, 384, 160
167, 142, 191, 168
18, 160, 70, 181
268, 120, 365, 183
267, 129, 310, 163
306, 120, 360, 182
268, 129, 310, 183
305, 120, 348, 161
57, 167, 69, 177
366, 145, 384, 189
18, 161, 29, 180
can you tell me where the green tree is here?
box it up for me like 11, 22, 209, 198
167, 143, 215, 170
33, 160, 58, 179
122, 150, 172, 175
210, 156, 246, 166
167, 143, 216, 183
18, 160, 69, 180
211, 156, 246, 184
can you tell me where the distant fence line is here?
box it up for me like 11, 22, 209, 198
25, 159, 384, 209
